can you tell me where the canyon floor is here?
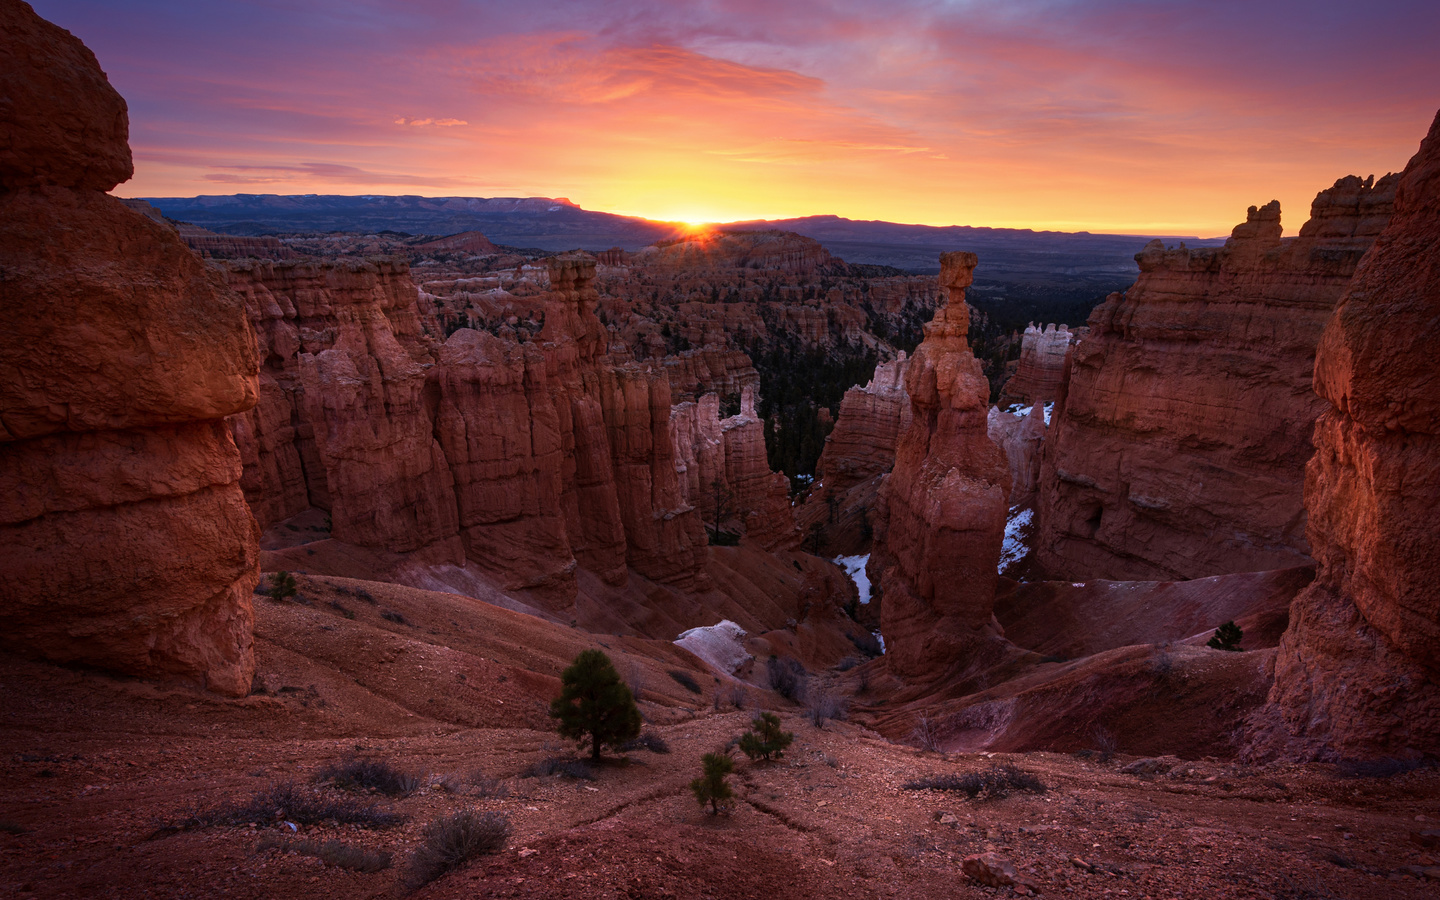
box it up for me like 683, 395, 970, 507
2, 577, 1437, 900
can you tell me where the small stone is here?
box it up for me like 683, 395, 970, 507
962, 852, 1018, 888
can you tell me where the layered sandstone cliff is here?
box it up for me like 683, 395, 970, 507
0, 2, 260, 695
670, 388, 796, 550
796, 353, 911, 554
1252, 112, 1440, 760
987, 404, 1048, 501
1035, 177, 1397, 582
226, 252, 713, 602
998, 324, 1075, 407
868, 254, 1012, 679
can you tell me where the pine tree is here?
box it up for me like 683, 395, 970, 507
1206, 621, 1244, 652
737, 711, 794, 761
266, 571, 298, 602
690, 752, 734, 815
549, 650, 642, 761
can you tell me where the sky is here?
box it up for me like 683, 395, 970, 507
34, 0, 1440, 235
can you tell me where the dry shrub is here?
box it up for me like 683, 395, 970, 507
315, 757, 423, 797
902, 764, 1047, 800
522, 757, 594, 780
619, 731, 671, 754
405, 810, 510, 890
256, 835, 392, 873
182, 781, 404, 830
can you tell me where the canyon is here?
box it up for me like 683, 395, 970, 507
3, 3, 1439, 897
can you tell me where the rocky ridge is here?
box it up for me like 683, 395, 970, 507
1250, 111, 1440, 760
1034, 176, 1398, 582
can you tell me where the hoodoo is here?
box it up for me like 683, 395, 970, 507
869, 253, 1012, 679
1251, 111, 1440, 760
1034, 176, 1397, 582
0, 2, 261, 695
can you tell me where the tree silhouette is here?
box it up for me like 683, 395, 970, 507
548, 650, 642, 761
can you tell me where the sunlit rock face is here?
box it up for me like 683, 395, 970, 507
998, 324, 1075, 407
1250, 111, 1440, 761
0, 1, 261, 695
869, 253, 1012, 680
1034, 176, 1397, 582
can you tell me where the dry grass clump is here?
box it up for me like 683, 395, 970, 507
902, 764, 1047, 800
619, 730, 671, 754
315, 757, 424, 797
256, 835, 392, 872
182, 781, 404, 830
522, 757, 594, 780
404, 810, 510, 890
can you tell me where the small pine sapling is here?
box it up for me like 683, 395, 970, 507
1206, 621, 1244, 652
267, 571, 298, 602
690, 752, 734, 815
549, 649, 642, 761
737, 711, 794, 761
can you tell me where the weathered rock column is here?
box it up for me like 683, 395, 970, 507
869, 253, 1012, 679
0, 2, 261, 695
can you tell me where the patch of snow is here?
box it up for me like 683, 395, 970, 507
998, 507, 1034, 573
1042, 402, 1054, 425
832, 554, 872, 604
674, 620, 751, 675
873, 631, 886, 654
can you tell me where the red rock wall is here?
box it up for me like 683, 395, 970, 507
671, 389, 797, 551
869, 253, 1012, 679
998, 324, 1075, 406
225, 258, 459, 552
0, 2, 260, 695
1252, 112, 1440, 760
1035, 177, 1396, 582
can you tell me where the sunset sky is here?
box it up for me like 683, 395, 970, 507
35, 0, 1440, 235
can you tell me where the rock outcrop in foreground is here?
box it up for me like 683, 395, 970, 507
1252, 111, 1440, 760
869, 253, 1011, 679
1035, 177, 1396, 582
0, 2, 260, 695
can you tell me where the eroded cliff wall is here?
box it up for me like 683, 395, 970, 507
0, 1, 260, 695
1034, 177, 1396, 582
1251, 112, 1440, 760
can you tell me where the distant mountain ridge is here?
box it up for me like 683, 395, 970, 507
140, 193, 1223, 285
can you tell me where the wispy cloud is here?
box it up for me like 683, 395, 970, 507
33, 0, 1440, 233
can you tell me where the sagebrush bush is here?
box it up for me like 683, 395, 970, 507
182, 781, 403, 829
766, 655, 806, 701
315, 757, 423, 797
667, 669, 702, 694
803, 686, 847, 729
901, 764, 1047, 799
522, 756, 594, 780
256, 835, 392, 872
619, 731, 671, 754
405, 810, 510, 890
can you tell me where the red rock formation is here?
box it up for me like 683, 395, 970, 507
869, 253, 1012, 679
224, 258, 459, 551
671, 389, 796, 550
1252, 111, 1440, 760
410, 230, 500, 256
987, 404, 1047, 502
1035, 176, 1397, 582
797, 353, 910, 554
662, 346, 760, 400
0, 1, 260, 695
998, 324, 1075, 406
